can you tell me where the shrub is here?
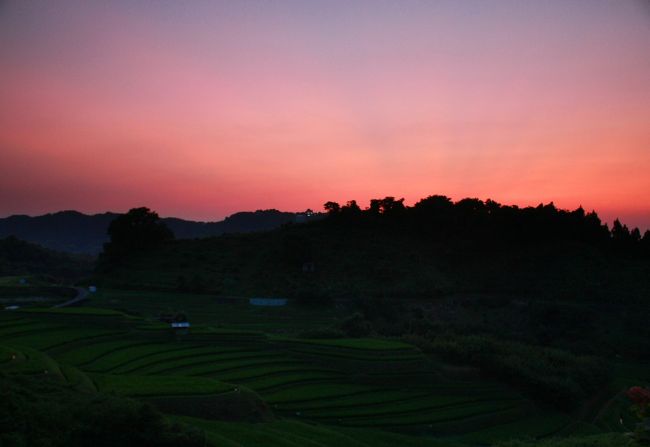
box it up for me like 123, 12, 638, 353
626, 386, 650, 444
495, 433, 632, 447
410, 333, 609, 409
0, 374, 204, 447
298, 327, 346, 339
339, 313, 373, 337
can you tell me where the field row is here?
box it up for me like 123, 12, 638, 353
0, 307, 580, 438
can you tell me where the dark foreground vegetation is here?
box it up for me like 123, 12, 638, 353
96, 197, 650, 301
0, 373, 204, 447
1, 303, 642, 447
2, 196, 648, 446
0, 236, 92, 279
90, 200, 649, 407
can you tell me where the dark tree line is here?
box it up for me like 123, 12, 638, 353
323, 195, 650, 255
0, 235, 92, 278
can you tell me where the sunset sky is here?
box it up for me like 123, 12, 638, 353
1, 1, 649, 229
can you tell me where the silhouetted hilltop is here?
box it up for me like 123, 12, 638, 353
0, 211, 119, 254
0, 209, 318, 254
95, 196, 650, 302
162, 210, 309, 239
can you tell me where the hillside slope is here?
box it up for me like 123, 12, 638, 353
0, 209, 318, 254
0, 236, 92, 278
95, 217, 650, 303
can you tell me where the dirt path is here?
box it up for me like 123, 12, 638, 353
52, 287, 89, 308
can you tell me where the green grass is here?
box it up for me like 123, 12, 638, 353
263, 384, 379, 404
56, 339, 156, 366
0, 321, 66, 337
289, 394, 522, 419
18, 306, 126, 316
2, 290, 637, 445
494, 433, 633, 447
236, 371, 343, 392
109, 345, 254, 374
92, 373, 235, 397
449, 412, 573, 443
0, 345, 63, 377
59, 364, 96, 392
272, 389, 431, 412
0, 345, 19, 363
178, 416, 463, 447
0, 276, 26, 286
3, 328, 124, 351
78, 342, 200, 372
272, 336, 416, 351
220, 364, 337, 382
87, 288, 346, 330
322, 399, 527, 428
140, 355, 298, 377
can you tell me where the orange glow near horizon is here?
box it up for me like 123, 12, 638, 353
1, 1, 649, 229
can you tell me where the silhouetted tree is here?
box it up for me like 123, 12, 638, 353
101, 207, 173, 263
368, 197, 405, 216
485, 199, 502, 214
320, 194, 644, 256
612, 219, 630, 240
641, 230, 650, 255
282, 233, 312, 268
340, 200, 362, 218
455, 198, 486, 214
611, 219, 634, 252
323, 201, 341, 215
368, 199, 382, 215
413, 195, 453, 216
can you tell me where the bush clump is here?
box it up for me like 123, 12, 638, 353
405, 333, 609, 409
0, 373, 205, 447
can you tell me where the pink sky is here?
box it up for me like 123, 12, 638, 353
1, 1, 649, 229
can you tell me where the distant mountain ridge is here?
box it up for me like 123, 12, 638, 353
0, 209, 313, 254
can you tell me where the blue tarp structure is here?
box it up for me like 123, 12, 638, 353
249, 298, 288, 306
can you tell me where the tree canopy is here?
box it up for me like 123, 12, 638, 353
323, 195, 649, 256
101, 207, 173, 264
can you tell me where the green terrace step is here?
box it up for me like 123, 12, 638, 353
91, 373, 235, 397
295, 396, 524, 421
263, 384, 379, 405
141, 355, 300, 377
243, 371, 344, 393
177, 417, 460, 447
2, 328, 126, 351
109, 346, 260, 374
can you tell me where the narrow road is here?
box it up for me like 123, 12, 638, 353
52, 287, 89, 308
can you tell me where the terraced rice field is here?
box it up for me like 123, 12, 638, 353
178, 417, 463, 447
85, 288, 344, 330
1, 290, 637, 445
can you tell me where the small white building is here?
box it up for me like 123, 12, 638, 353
170, 321, 191, 335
